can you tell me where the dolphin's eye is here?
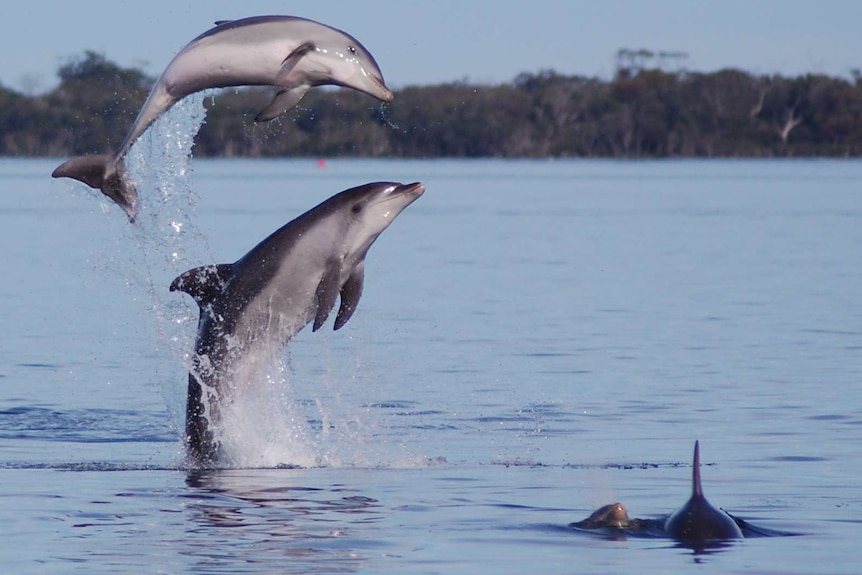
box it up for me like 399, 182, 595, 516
348, 46, 357, 55
351, 203, 363, 214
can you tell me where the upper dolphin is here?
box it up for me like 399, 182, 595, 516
52, 16, 393, 221
170, 181, 424, 467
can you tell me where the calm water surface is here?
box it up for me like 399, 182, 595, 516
1, 154, 860, 573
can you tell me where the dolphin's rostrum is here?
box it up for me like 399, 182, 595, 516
170, 181, 424, 467
52, 16, 393, 221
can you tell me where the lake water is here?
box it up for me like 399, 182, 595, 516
1, 152, 860, 573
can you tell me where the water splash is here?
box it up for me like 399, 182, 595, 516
214, 357, 318, 469
120, 92, 214, 445
124, 90, 214, 277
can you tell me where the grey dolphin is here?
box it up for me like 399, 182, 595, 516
52, 16, 393, 221
571, 442, 797, 544
663, 440, 744, 543
169, 181, 424, 467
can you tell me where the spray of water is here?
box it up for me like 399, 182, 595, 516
119, 92, 213, 448
212, 350, 318, 468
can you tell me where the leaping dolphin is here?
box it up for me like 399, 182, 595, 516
52, 16, 394, 221
170, 181, 424, 467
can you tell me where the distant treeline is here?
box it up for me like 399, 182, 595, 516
2, 51, 862, 158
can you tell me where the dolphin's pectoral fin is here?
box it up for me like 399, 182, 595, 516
313, 265, 342, 332
255, 86, 310, 122
276, 41, 315, 84
334, 263, 365, 330
170, 264, 233, 307
253, 42, 315, 122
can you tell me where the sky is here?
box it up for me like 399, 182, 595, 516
1, 0, 860, 94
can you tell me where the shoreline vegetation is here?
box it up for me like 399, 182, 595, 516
2, 51, 861, 159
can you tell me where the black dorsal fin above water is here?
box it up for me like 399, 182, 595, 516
169, 264, 234, 307
692, 438, 704, 498
664, 440, 744, 543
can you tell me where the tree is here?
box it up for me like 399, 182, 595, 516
47, 51, 152, 153
3, 51, 862, 158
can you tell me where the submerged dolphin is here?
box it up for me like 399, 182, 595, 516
663, 440, 743, 543
170, 181, 424, 467
570, 441, 794, 545
52, 16, 393, 221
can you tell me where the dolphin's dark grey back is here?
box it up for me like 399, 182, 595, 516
664, 441, 743, 543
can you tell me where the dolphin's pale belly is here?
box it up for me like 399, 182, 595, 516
163, 17, 343, 96
118, 40, 290, 160
231, 270, 324, 351
163, 40, 292, 97
192, 218, 342, 392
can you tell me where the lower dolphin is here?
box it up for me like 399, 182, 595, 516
170, 181, 424, 467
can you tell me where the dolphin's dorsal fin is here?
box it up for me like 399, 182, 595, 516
170, 264, 233, 307
313, 264, 342, 331
214, 20, 232, 26
692, 440, 704, 498
334, 263, 365, 330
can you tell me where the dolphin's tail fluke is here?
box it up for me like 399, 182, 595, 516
52, 154, 138, 222
692, 440, 704, 498
52, 154, 109, 189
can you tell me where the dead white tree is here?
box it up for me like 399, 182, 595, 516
749, 85, 769, 119
778, 106, 803, 144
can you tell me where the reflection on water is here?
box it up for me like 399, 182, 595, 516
180, 469, 383, 572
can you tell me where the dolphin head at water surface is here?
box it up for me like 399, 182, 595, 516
573, 502, 632, 529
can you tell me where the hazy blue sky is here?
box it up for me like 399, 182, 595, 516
1, 0, 859, 93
